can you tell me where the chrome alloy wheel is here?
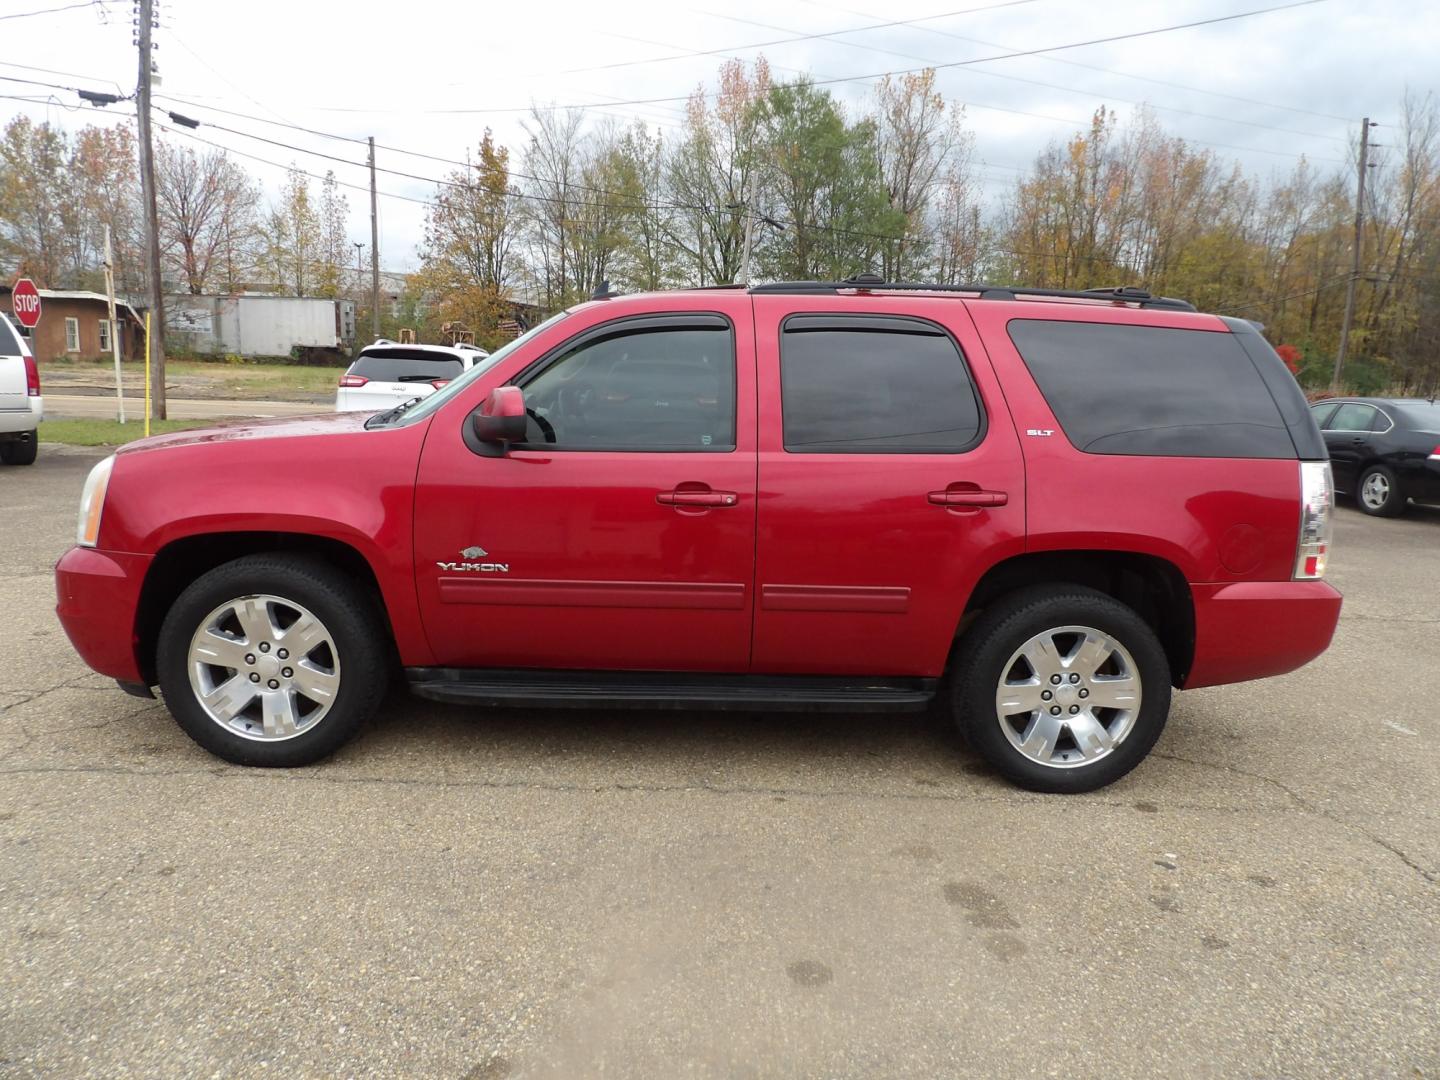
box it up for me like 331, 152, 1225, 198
186, 594, 341, 742
1361, 470, 1391, 511
995, 625, 1142, 769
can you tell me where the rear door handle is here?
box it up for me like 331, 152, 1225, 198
928, 489, 1008, 508
657, 489, 738, 508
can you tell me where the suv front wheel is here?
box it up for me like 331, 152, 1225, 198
156, 554, 389, 766
951, 587, 1172, 793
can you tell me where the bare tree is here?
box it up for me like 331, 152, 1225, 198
155, 140, 259, 294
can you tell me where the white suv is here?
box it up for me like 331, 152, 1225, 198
335, 341, 489, 413
0, 312, 41, 466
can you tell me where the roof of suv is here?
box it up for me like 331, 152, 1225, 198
359, 340, 488, 361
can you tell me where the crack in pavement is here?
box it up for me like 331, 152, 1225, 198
0, 758, 1316, 818
1154, 751, 1438, 886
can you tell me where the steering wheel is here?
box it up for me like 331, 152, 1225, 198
527, 407, 557, 444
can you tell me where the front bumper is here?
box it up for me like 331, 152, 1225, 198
1184, 579, 1343, 689
55, 545, 152, 684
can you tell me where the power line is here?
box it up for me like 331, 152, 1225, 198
697, 9, 1346, 144
291, 0, 1327, 116
791, 0, 1352, 124
559, 0, 1046, 76
0, 58, 125, 93
0, 0, 100, 22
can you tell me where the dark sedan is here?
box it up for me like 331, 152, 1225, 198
1309, 397, 1440, 516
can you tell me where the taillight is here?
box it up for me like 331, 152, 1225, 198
431, 379, 450, 389
1294, 461, 1333, 580
338, 374, 368, 387
24, 355, 39, 397
1429, 444, 1440, 461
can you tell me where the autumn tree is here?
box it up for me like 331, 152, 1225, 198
314, 171, 351, 298
0, 117, 74, 287
666, 57, 771, 284
262, 166, 322, 296
416, 129, 520, 341
752, 79, 902, 281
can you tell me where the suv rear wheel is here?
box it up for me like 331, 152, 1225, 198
0, 437, 36, 465
156, 554, 389, 766
951, 587, 1171, 794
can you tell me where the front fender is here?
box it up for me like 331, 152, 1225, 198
98, 419, 432, 665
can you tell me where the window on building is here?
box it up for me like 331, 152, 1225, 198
64, 317, 80, 353
98, 318, 112, 354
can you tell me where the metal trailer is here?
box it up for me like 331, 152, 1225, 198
165, 295, 357, 360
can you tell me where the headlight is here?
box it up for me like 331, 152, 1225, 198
76, 454, 115, 548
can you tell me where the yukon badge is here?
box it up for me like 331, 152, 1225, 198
437, 546, 509, 574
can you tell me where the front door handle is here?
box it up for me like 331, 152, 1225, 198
928, 489, 1007, 508
657, 489, 738, 508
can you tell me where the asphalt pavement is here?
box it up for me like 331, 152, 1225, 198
1, 448, 1437, 1078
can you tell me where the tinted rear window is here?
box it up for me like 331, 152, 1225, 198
1008, 320, 1295, 458
0, 315, 21, 356
781, 316, 982, 453
1397, 401, 1440, 430
350, 350, 463, 382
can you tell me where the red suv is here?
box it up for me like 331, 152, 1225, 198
55, 278, 1341, 793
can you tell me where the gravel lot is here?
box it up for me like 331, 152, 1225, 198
2, 448, 1437, 1078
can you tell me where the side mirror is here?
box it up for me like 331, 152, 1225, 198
470, 385, 527, 454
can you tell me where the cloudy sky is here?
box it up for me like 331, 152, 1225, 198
1, 0, 1432, 272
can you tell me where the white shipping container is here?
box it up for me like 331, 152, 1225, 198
165, 295, 356, 358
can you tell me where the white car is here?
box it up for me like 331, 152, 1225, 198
0, 312, 41, 466
335, 340, 489, 413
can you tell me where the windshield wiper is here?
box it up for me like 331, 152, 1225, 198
364, 395, 423, 428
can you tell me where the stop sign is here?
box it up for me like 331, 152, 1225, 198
11, 278, 41, 329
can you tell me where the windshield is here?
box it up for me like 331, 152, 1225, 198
384, 311, 571, 427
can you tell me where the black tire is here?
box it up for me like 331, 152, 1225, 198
156, 553, 390, 766
0, 437, 37, 465
950, 586, 1171, 794
1356, 464, 1407, 517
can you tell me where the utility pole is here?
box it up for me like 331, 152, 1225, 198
1332, 117, 1377, 392
738, 171, 756, 286
135, 0, 166, 419
368, 137, 380, 340
102, 225, 125, 423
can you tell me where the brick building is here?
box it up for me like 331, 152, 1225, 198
0, 287, 145, 363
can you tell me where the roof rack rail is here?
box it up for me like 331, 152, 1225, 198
748, 277, 1195, 311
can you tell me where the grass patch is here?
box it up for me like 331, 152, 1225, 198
42, 357, 343, 398
41, 418, 215, 446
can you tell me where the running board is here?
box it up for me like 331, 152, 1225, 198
406, 668, 937, 712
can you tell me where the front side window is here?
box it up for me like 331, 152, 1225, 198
1326, 403, 1377, 431
780, 315, 983, 453
518, 320, 735, 451
64, 317, 80, 352
1309, 402, 1339, 429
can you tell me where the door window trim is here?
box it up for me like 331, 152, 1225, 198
491, 311, 739, 455
777, 311, 988, 455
